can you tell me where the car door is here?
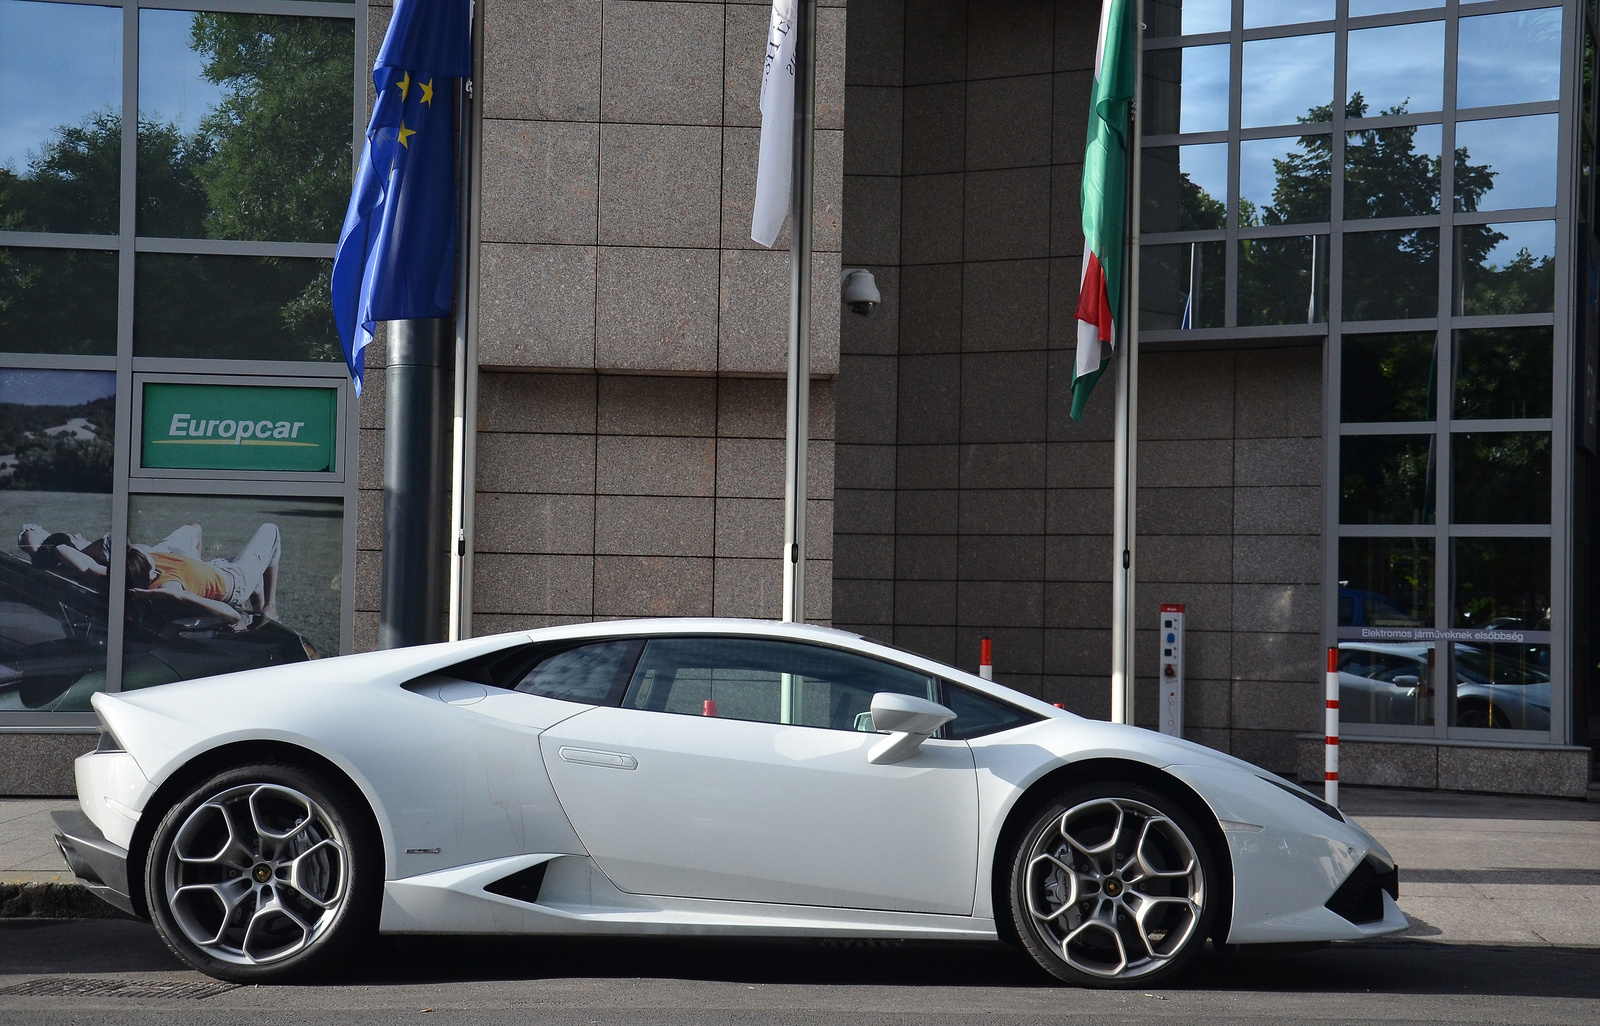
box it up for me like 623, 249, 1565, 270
539, 636, 980, 915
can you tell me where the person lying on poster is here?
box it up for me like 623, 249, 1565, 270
125, 523, 282, 631
18, 525, 111, 572
18, 522, 282, 631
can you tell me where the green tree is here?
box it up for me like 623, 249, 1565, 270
187, 14, 354, 244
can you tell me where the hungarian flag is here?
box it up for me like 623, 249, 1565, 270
1072, 0, 1136, 421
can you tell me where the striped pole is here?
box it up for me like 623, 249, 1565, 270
979, 637, 994, 681
1325, 647, 1339, 807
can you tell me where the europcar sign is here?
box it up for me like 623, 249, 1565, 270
141, 383, 337, 473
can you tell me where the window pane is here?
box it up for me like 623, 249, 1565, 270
1452, 537, 1550, 630
1145, 45, 1230, 135
1343, 228, 1439, 321
137, 11, 354, 243
1242, 34, 1335, 128
1452, 432, 1551, 524
123, 495, 341, 687
1344, 123, 1441, 220
0, 368, 116, 713
1458, 9, 1563, 110
1451, 641, 1550, 730
514, 640, 645, 705
1347, 22, 1445, 117
134, 253, 339, 362
1349, 0, 1442, 14
1340, 435, 1437, 524
1337, 641, 1434, 726
1454, 115, 1558, 212
1339, 536, 1435, 625
1147, 0, 1230, 37
1455, 220, 1555, 317
1142, 143, 1227, 233
1341, 332, 1437, 423
1238, 235, 1328, 325
1141, 241, 1225, 330
942, 684, 1038, 740
1240, 134, 1331, 225
622, 637, 938, 730
1243, 0, 1334, 28
1453, 327, 1553, 419
0, 0, 122, 235
0, 247, 117, 355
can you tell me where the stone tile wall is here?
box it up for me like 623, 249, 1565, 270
835, 0, 1325, 772
357, 0, 847, 644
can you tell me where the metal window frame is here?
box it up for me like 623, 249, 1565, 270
0, 0, 365, 729
1143, 0, 1578, 745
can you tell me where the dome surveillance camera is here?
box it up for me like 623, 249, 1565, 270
840, 268, 881, 316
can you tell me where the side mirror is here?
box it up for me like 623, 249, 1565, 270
1394, 675, 1420, 689
867, 692, 955, 765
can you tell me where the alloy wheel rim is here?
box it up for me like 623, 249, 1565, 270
163, 783, 347, 966
1025, 797, 1204, 979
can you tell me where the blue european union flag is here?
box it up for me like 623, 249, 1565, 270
331, 0, 472, 395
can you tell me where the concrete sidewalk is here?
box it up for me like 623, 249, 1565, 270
3, 788, 1598, 946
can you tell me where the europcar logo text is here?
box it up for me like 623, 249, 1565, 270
155, 414, 315, 447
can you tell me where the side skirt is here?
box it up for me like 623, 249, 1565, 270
380, 853, 998, 940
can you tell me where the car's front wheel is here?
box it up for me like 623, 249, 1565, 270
1008, 782, 1218, 987
144, 762, 379, 982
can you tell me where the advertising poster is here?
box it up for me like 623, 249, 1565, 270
123, 495, 342, 690
0, 369, 116, 712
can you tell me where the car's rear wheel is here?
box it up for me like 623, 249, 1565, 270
1008, 782, 1217, 987
144, 762, 379, 982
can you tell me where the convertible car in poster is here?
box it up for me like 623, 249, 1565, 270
53, 618, 1405, 986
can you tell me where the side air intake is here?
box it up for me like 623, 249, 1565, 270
483, 861, 549, 905
1325, 857, 1400, 925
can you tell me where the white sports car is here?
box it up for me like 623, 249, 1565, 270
53, 618, 1406, 986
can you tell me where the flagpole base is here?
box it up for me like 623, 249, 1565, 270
380, 318, 452, 649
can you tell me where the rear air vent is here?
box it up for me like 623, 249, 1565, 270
484, 861, 549, 905
1325, 857, 1400, 925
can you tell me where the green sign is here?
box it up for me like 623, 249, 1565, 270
141, 383, 337, 473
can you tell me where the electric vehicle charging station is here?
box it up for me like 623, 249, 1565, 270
1159, 604, 1185, 737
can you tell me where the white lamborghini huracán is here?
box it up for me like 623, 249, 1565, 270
54, 619, 1405, 986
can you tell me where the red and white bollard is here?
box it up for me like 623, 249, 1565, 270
979, 637, 993, 681
1325, 647, 1340, 807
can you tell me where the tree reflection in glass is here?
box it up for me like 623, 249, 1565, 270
1453, 327, 1553, 420
1452, 432, 1551, 524
1141, 242, 1224, 330
1455, 220, 1555, 316
1452, 538, 1550, 630
137, 11, 354, 243
1340, 332, 1437, 423
0, 0, 122, 236
1340, 434, 1437, 524
1338, 537, 1435, 626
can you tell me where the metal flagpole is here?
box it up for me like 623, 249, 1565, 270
1110, 2, 1144, 724
781, 0, 817, 624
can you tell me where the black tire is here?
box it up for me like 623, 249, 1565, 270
144, 762, 380, 982
1007, 781, 1218, 987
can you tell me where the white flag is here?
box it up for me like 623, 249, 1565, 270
751, 0, 797, 248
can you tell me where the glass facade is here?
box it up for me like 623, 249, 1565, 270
1144, 0, 1576, 741
0, 0, 361, 723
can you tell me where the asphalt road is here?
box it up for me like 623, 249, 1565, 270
1, 920, 1595, 1025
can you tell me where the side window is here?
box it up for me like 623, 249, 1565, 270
621, 637, 938, 731
942, 683, 1041, 740
513, 640, 644, 704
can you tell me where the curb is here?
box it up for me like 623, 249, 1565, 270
0, 881, 131, 920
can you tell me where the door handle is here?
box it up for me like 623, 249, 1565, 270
557, 746, 637, 770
